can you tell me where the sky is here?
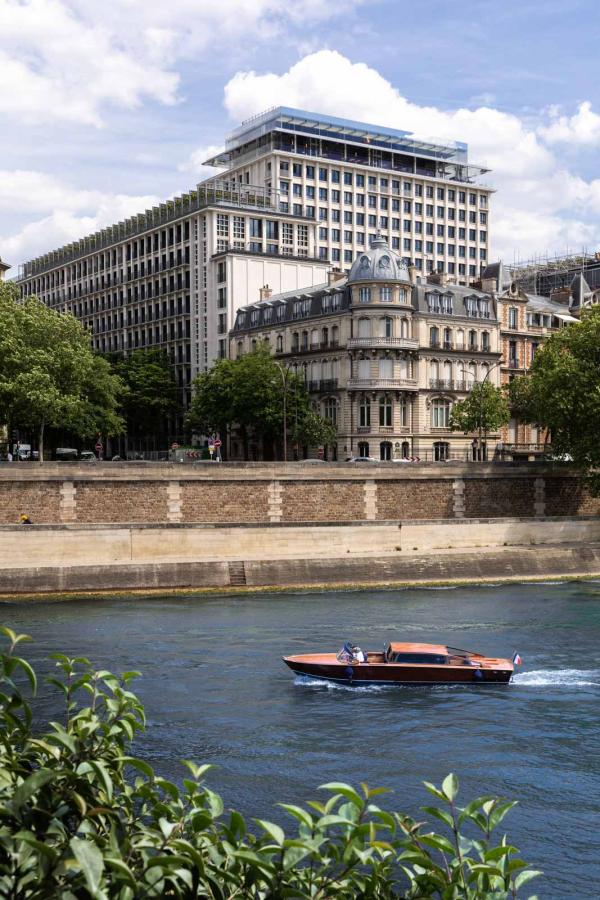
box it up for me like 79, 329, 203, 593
1, 0, 600, 275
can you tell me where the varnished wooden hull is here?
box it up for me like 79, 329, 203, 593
283, 654, 513, 685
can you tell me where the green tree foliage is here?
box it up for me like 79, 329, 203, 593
187, 347, 337, 458
0, 283, 123, 461
450, 382, 510, 441
508, 308, 600, 482
0, 627, 540, 898
106, 351, 181, 446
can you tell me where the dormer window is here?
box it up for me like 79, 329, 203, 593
426, 292, 441, 314
250, 310, 259, 326
276, 304, 285, 320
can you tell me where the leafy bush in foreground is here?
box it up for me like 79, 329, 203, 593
0, 627, 540, 898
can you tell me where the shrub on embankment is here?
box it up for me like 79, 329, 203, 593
0, 627, 540, 898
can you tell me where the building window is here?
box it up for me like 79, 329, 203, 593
379, 396, 392, 427
433, 441, 450, 461
382, 316, 393, 338
359, 287, 371, 303
358, 441, 369, 457
380, 441, 392, 461
216, 214, 229, 238
399, 397, 408, 426
432, 398, 451, 428
324, 398, 337, 424
359, 397, 371, 427
508, 307, 518, 329
379, 357, 393, 379
380, 286, 392, 302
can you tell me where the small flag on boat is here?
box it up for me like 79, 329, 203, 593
512, 652, 522, 666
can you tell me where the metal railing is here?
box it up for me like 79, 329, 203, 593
348, 377, 418, 390
347, 337, 419, 350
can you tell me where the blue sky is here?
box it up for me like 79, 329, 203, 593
1, 0, 600, 272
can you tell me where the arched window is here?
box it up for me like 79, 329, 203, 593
358, 441, 370, 457
481, 362, 489, 380
469, 361, 477, 380
433, 441, 450, 461
292, 331, 299, 351
276, 334, 283, 352
468, 329, 477, 350
443, 327, 452, 349
323, 398, 337, 424
456, 328, 464, 349
237, 340, 243, 358
379, 357, 393, 378
431, 398, 451, 428
380, 441, 392, 460
311, 328, 319, 348
359, 396, 371, 428
430, 359, 439, 382
381, 316, 393, 338
482, 330, 490, 351
331, 325, 339, 345
321, 326, 329, 347
430, 326, 439, 347
443, 360, 452, 383
401, 440, 410, 458
358, 317, 371, 338
379, 395, 392, 427
301, 330, 309, 350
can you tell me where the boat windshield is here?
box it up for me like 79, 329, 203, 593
392, 653, 448, 664
446, 647, 472, 658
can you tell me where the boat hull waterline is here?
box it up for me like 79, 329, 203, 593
283, 651, 514, 686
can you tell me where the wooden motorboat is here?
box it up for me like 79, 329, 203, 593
283, 642, 515, 685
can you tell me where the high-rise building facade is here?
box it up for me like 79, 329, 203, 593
17, 109, 492, 429
205, 107, 492, 282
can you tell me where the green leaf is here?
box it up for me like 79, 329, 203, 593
514, 869, 543, 890
255, 819, 285, 846
442, 773, 459, 802
11, 769, 55, 812
70, 837, 104, 895
319, 782, 364, 807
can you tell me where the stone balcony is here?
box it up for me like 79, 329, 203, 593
347, 337, 419, 351
348, 377, 418, 392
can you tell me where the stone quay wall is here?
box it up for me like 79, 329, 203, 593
0, 461, 598, 526
1, 462, 600, 594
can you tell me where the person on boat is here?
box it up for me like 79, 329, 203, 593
352, 644, 367, 663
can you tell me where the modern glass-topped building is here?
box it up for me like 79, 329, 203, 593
204, 107, 492, 281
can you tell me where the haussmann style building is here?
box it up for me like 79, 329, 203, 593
230, 236, 501, 462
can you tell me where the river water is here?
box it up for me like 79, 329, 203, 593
3, 582, 600, 898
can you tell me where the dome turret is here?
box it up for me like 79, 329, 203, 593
348, 234, 410, 284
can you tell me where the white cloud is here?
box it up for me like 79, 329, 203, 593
223, 50, 600, 260
0, 0, 364, 127
178, 145, 227, 181
0, 171, 159, 267
538, 101, 600, 146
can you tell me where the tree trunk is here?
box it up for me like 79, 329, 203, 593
38, 421, 45, 464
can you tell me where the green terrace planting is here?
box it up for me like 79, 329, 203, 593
0, 627, 541, 898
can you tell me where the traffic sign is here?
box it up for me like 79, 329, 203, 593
214, 439, 222, 448
171, 442, 179, 450
95, 441, 103, 452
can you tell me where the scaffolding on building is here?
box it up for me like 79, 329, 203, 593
511, 248, 600, 296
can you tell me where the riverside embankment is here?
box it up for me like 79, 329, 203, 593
1, 461, 600, 593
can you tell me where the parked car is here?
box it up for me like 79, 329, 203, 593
79, 451, 97, 462
346, 456, 377, 462
55, 447, 78, 461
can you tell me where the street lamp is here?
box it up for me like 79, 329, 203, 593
274, 361, 294, 462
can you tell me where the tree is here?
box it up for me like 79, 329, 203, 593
106, 350, 181, 449
0, 627, 540, 898
187, 346, 336, 459
508, 306, 600, 485
0, 283, 124, 461
450, 381, 510, 453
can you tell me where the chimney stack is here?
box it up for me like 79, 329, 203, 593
259, 284, 272, 301
327, 267, 345, 286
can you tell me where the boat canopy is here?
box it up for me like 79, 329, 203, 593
388, 642, 448, 655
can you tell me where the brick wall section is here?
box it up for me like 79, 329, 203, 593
545, 478, 600, 517
464, 478, 535, 518
376, 479, 454, 520
282, 481, 364, 521
75, 481, 168, 523
0, 482, 61, 524
180, 482, 270, 523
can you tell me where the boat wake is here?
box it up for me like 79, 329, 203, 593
512, 668, 600, 687
293, 675, 393, 693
